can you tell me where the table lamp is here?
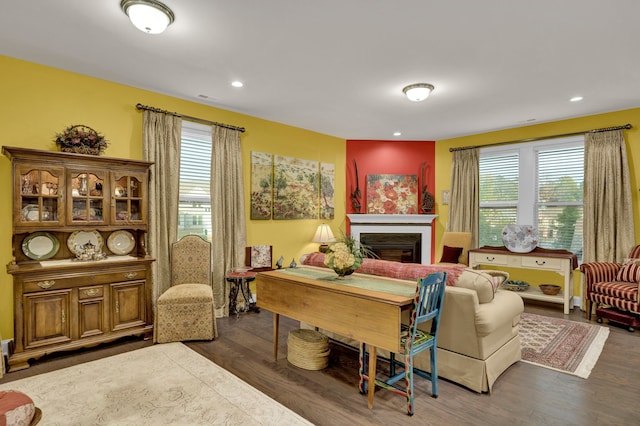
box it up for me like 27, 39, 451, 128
312, 224, 336, 253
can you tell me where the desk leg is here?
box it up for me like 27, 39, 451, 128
368, 346, 377, 409
273, 313, 279, 361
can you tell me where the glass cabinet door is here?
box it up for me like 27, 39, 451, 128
112, 172, 147, 224
15, 165, 65, 227
67, 170, 108, 225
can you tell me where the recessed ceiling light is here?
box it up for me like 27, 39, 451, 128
231, 81, 244, 88
570, 96, 583, 102
393, 132, 402, 136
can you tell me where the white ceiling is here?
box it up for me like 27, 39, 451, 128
1, 1, 639, 140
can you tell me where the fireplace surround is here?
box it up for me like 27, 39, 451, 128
347, 214, 437, 264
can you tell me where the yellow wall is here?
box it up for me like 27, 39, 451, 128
434, 108, 640, 295
0, 55, 345, 339
2, 53, 638, 338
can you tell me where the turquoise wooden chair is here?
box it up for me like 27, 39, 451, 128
358, 271, 447, 416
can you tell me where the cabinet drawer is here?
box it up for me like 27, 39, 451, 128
79, 286, 104, 300
22, 268, 147, 293
521, 256, 563, 270
470, 253, 509, 266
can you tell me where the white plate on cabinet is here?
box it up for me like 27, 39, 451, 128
107, 230, 135, 255
67, 230, 104, 255
22, 232, 60, 260
502, 224, 538, 253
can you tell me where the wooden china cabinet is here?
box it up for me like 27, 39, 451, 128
2, 146, 155, 371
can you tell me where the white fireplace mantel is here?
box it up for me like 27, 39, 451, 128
347, 214, 437, 225
347, 214, 438, 264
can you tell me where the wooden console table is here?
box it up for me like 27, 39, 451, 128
469, 246, 578, 314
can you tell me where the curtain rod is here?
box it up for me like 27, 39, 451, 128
449, 123, 632, 152
135, 103, 246, 133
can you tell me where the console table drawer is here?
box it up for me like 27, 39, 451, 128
521, 256, 563, 270
469, 253, 509, 266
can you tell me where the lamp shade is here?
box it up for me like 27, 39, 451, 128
403, 83, 434, 102
312, 224, 336, 244
121, 0, 175, 34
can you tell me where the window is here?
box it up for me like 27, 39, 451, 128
178, 121, 212, 241
479, 136, 584, 260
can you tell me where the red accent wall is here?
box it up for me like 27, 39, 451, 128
346, 140, 436, 214
346, 139, 437, 262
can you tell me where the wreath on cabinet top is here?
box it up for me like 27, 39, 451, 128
54, 124, 109, 155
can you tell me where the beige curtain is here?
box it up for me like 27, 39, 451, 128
142, 111, 181, 308
210, 126, 246, 317
583, 130, 635, 263
448, 148, 479, 247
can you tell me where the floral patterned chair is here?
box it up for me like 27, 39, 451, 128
580, 244, 640, 332
155, 235, 217, 343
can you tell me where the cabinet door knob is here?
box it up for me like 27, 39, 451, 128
124, 272, 137, 279
536, 260, 546, 265
486, 256, 495, 261
37, 280, 55, 289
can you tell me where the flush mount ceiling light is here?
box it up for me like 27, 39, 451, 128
121, 0, 175, 34
403, 83, 434, 102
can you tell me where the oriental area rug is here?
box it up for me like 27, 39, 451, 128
519, 312, 610, 379
0, 343, 312, 425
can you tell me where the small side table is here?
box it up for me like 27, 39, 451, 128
225, 271, 260, 315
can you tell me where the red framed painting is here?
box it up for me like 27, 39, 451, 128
366, 174, 418, 214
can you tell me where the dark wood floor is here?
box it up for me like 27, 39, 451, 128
2, 302, 639, 425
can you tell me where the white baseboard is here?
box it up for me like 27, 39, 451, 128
573, 296, 582, 310
1, 339, 12, 356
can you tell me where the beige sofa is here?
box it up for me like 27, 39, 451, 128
300, 253, 524, 393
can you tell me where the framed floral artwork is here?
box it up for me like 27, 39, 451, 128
366, 174, 418, 214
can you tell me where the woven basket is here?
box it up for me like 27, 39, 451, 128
287, 329, 330, 370
61, 145, 102, 155
56, 125, 107, 156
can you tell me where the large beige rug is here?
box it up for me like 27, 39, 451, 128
519, 312, 609, 379
0, 343, 313, 425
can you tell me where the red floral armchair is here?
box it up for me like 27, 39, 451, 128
580, 245, 640, 330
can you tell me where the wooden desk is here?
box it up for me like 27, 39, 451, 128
469, 246, 578, 314
256, 267, 415, 409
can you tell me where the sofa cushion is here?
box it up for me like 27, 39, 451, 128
301, 252, 465, 286
616, 260, 640, 283
440, 245, 463, 264
454, 269, 502, 303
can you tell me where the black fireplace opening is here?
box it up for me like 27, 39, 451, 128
360, 233, 421, 264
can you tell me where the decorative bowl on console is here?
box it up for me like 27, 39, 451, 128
502, 280, 530, 291
539, 284, 561, 295
502, 224, 538, 253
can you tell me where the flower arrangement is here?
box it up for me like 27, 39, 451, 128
324, 233, 376, 277
54, 124, 108, 155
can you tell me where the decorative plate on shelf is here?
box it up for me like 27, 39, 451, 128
107, 230, 135, 255
21, 204, 40, 221
22, 232, 60, 260
67, 230, 103, 255
502, 224, 538, 253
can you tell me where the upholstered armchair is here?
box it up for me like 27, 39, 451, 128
155, 235, 217, 343
580, 245, 640, 331
437, 231, 472, 265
